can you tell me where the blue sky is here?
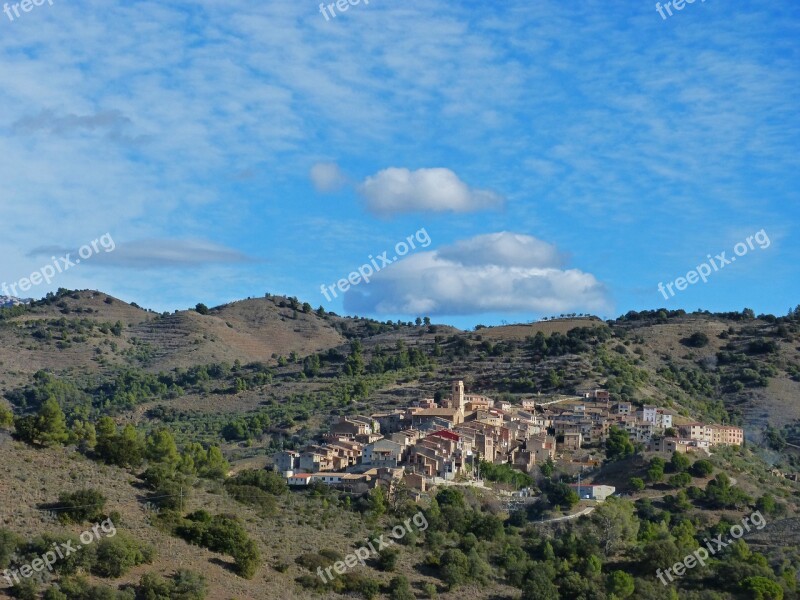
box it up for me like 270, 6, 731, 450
0, 0, 797, 329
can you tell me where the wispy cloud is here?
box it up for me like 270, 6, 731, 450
28, 239, 257, 269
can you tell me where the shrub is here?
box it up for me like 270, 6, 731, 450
667, 472, 692, 488
93, 535, 155, 578
683, 332, 709, 348
175, 513, 260, 579
377, 547, 399, 571
57, 489, 107, 524
690, 459, 714, 477
628, 477, 645, 492
134, 569, 207, 600
389, 576, 415, 600
0, 528, 20, 569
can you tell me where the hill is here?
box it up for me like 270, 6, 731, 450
1, 293, 800, 600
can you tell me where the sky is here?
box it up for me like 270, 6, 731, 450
0, 0, 798, 330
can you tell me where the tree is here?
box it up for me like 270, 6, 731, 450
540, 456, 555, 478
37, 397, 69, 446
756, 494, 778, 516
194, 303, 209, 315
70, 420, 96, 451
589, 497, 640, 556
689, 459, 713, 477
669, 451, 690, 473
546, 482, 579, 510
705, 472, 751, 509
440, 549, 469, 588
629, 477, 645, 491
367, 485, 387, 516
145, 428, 179, 465
647, 457, 665, 483
606, 426, 634, 460
607, 570, 635, 598
668, 472, 692, 488
741, 576, 784, 600
521, 566, 559, 600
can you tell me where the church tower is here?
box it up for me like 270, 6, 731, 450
451, 380, 465, 413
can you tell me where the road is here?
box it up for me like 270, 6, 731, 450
533, 506, 595, 523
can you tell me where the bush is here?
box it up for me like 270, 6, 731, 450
690, 459, 714, 477
57, 489, 107, 524
0, 528, 20, 569
135, 569, 207, 600
389, 576, 415, 600
628, 477, 645, 492
175, 513, 260, 579
683, 332, 709, 348
669, 451, 691, 473
667, 472, 692, 488
93, 535, 155, 578
377, 547, 399, 571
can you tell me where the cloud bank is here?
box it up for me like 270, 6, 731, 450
344, 232, 610, 316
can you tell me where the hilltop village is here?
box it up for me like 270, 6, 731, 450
273, 381, 744, 497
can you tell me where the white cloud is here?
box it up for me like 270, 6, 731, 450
358, 167, 505, 216
343, 231, 611, 316
310, 161, 348, 193
28, 239, 257, 269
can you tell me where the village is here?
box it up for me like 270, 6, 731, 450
273, 380, 744, 501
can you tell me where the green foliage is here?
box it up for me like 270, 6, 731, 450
689, 459, 714, 477
740, 576, 784, 600
57, 489, 107, 524
377, 547, 399, 571
479, 461, 534, 489
0, 404, 13, 428
628, 477, 645, 491
704, 472, 752, 509
96, 419, 145, 467
389, 576, 415, 600
93, 534, 155, 578
669, 451, 691, 473
683, 332, 710, 348
667, 472, 692, 488
0, 528, 21, 569
544, 481, 579, 510
607, 570, 635, 598
605, 426, 634, 461
14, 397, 69, 447
647, 457, 666, 483
174, 513, 260, 579
440, 548, 470, 588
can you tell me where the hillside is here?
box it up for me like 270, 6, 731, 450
2, 293, 800, 600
